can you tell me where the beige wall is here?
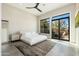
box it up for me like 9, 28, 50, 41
2, 4, 37, 34
76, 4, 79, 46
0, 3, 1, 56
37, 4, 76, 43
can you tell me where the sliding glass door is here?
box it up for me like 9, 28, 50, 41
40, 13, 70, 41
52, 20, 59, 39
51, 14, 70, 41
60, 18, 70, 41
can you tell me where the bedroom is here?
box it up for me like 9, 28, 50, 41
1, 3, 79, 56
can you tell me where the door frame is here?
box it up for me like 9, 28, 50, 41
51, 17, 70, 41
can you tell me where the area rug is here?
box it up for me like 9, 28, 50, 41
13, 40, 56, 56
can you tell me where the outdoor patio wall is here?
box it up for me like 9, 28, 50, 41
37, 4, 76, 44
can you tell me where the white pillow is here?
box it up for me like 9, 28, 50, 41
32, 32, 38, 35
25, 32, 32, 37
25, 32, 38, 38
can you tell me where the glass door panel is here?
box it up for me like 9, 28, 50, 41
52, 20, 59, 39
60, 18, 69, 41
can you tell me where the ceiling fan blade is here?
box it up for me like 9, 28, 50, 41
35, 8, 42, 12
26, 7, 34, 9
35, 3, 39, 8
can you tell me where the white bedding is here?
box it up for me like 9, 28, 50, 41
21, 32, 47, 45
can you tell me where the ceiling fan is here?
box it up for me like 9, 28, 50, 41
26, 3, 42, 12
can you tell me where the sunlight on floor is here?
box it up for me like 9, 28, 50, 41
46, 39, 79, 56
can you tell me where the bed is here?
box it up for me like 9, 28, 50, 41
21, 32, 47, 45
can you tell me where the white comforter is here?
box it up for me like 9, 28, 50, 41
21, 32, 47, 45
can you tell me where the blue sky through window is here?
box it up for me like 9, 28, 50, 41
52, 13, 70, 20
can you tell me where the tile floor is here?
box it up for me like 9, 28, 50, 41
1, 39, 79, 56
46, 39, 79, 56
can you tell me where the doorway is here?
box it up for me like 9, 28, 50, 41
51, 13, 70, 41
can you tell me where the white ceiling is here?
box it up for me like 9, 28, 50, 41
7, 3, 71, 16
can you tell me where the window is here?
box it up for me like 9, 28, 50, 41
51, 13, 70, 41
40, 13, 70, 41
40, 18, 50, 34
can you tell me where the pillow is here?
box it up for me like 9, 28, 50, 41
25, 32, 38, 38
32, 32, 38, 36
25, 32, 32, 37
